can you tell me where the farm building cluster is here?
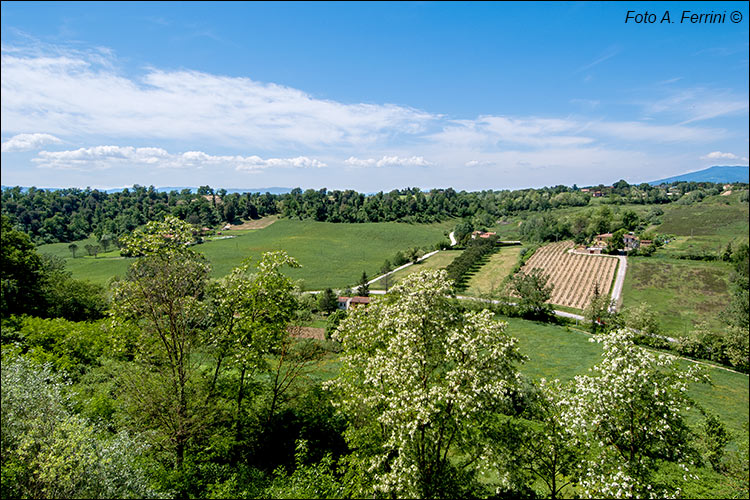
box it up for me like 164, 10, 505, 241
585, 232, 652, 254
470, 230, 497, 239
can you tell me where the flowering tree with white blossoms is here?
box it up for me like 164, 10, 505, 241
563, 329, 709, 499
328, 269, 525, 498
489, 377, 582, 499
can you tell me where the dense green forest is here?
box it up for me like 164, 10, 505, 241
1, 180, 734, 245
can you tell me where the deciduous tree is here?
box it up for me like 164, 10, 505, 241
110, 216, 210, 481
512, 267, 554, 320
563, 330, 709, 498
328, 270, 525, 498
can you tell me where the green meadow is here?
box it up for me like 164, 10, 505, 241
498, 317, 748, 443
370, 250, 461, 290
655, 192, 749, 256
38, 219, 453, 290
463, 245, 522, 297
305, 314, 749, 445
622, 256, 733, 335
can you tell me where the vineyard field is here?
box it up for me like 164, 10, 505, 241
521, 241, 618, 310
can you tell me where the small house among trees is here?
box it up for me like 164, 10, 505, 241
337, 296, 371, 310
471, 230, 497, 239
594, 233, 613, 247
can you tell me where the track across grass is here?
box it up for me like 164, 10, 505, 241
370, 250, 461, 290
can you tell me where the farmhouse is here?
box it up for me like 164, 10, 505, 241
594, 233, 612, 247
623, 233, 639, 250
594, 232, 645, 252
337, 296, 371, 310
471, 231, 497, 239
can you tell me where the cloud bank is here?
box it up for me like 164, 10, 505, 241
1, 133, 62, 152
33, 145, 326, 172
1, 42, 747, 190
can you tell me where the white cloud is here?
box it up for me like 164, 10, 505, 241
593, 121, 722, 142
1, 133, 62, 152
1, 48, 437, 150
2, 42, 746, 191
700, 151, 749, 164
345, 156, 432, 168
429, 114, 720, 148
575, 46, 621, 73
32, 145, 326, 171
431, 116, 595, 148
465, 160, 494, 167
701, 151, 739, 160
233, 156, 326, 171
642, 88, 749, 124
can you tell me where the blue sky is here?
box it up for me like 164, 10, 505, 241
1, 1, 748, 191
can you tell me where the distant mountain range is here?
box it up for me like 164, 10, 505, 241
648, 166, 749, 185
4, 167, 749, 194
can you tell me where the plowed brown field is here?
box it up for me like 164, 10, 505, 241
521, 241, 618, 310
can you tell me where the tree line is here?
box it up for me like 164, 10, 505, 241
2, 180, 731, 245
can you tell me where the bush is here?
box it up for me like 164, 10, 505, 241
2, 316, 112, 380
1, 356, 156, 499
325, 310, 346, 341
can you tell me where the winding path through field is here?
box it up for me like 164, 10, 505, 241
449, 231, 457, 246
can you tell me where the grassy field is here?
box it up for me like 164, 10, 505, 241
370, 250, 461, 290
305, 315, 748, 445
38, 219, 453, 289
499, 317, 749, 442
655, 193, 749, 256
462, 246, 522, 297
621, 256, 732, 335
37, 239, 132, 285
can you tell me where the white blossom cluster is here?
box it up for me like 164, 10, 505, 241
327, 269, 525, 497
561, 329, 708, 498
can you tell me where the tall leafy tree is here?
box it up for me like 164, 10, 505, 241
206, 251, 300, 444
562, 330, 709, 498
329, 270, 525, 498
490, 379, 581, 499
1, 215, 47, 317
511, 267, 554, 320
110, 216, 210, 484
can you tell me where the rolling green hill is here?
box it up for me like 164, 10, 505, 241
38, 219, 453, 289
